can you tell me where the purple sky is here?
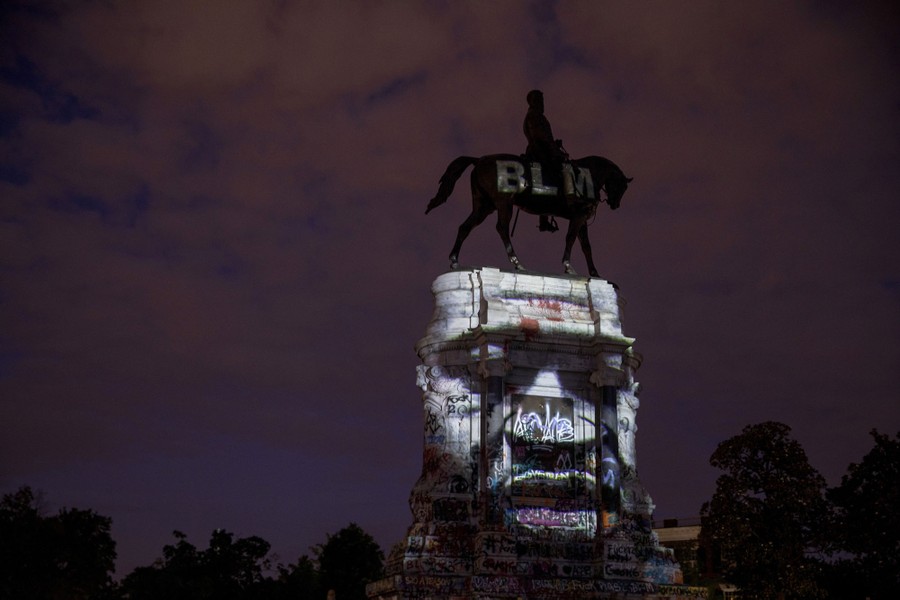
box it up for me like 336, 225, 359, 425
2, 1, 898, 577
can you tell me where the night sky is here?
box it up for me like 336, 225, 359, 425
2, 1, 898, 577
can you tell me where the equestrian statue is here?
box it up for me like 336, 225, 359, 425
426, 90, 632, 278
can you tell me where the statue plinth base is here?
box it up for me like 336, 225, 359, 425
369, 268, 702, 599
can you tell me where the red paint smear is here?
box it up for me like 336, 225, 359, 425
520, 317, 540, 341
537, 299, 562, 313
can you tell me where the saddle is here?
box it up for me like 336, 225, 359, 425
519, 155, 582, 201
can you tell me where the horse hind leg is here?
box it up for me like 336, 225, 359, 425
577, 225, 600, 278
449, 206, 492, 270
561, 218, 583, 275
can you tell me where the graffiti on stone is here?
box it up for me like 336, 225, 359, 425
604, 562, 640, 579
445, 394, 469, 417
593, 580, 657, 593
403, 556, 470, 575
471, 575, 521, 594
658, 583, 709, 598
479, 532, 517, 555
432, 497, 469, 522
516, 540, 593, 561
530, 578, 596, 593
561, 563, 593, 578
509, 506, 596, 530
424, 409, 443, 435
477, 556, 516, 575
366, 577, 395, 595
401, 575, 457, 593
606, 542, 637, 562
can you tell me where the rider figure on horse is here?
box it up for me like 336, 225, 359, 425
523, 89, 575, 232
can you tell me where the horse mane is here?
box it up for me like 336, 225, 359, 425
581, 155, 621, 174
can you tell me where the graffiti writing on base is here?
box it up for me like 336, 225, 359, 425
513, 399, 575, 444
531, 578, 596, 593
445, 394, 469, 417
509, 507, 596, 530
606, 543, 637, 562
604, 562, 640, 579
511, 395, 582, 500
477, 556, 516, 575
401, 575, 463, 594
403, 556, 470, 575
470, 576, 661, 595
657, 584, 710, 598
471, 575, 522, 594
365, 576, 398, 595
516, 540, 594, 560
424, 409, 442, 435
480, 533, 517, 555
592, 580, 657, 594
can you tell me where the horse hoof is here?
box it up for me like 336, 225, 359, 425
449, 259, 460, 270
510, 257, 526, 271
564, 262, 577, 275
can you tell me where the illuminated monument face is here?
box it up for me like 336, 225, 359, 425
368, 268, 686, 599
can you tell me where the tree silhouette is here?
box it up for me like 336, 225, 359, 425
700, 422, 829, 599
0, 486, 117, 600
315, 523, 384, 600
275, 555, 323, 600
121, 529, 273, 600
828, 429, 900, 599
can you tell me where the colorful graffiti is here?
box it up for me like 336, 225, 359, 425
513, 403, 575, 444
511, 395, 581, 500
389, 362, 684, 597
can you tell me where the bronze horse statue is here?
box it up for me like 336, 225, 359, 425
425, 155, 632, 277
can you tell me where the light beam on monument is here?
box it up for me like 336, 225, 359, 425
367, 268, 694, 599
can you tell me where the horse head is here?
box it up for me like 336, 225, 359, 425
604, 170, 632, 211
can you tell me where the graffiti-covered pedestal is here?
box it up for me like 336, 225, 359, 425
368, 268, 698, 600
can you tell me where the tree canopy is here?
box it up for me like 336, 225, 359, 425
315, 522, 385, 600
827, 429, 900, 599
120, 528, 275, 600
119, 522, 383, 600
700, 421, 829, 600
0, 486, 118, 600
1, 485, 384, 600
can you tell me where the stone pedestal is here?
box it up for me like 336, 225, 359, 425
369, 268, 701, 600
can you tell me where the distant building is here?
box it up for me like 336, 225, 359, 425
653, 518, 738, 599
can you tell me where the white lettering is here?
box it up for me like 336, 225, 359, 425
530, 163, 557, 195
564, 164, 594, 198
496, 161, 526, 193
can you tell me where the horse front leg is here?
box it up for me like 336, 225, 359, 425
577, 224, 600, 278
496, 201, 524, 270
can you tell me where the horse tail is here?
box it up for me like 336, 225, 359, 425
425, 156, 478, 214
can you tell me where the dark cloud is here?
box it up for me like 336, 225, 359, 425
1, 0, 898, 575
